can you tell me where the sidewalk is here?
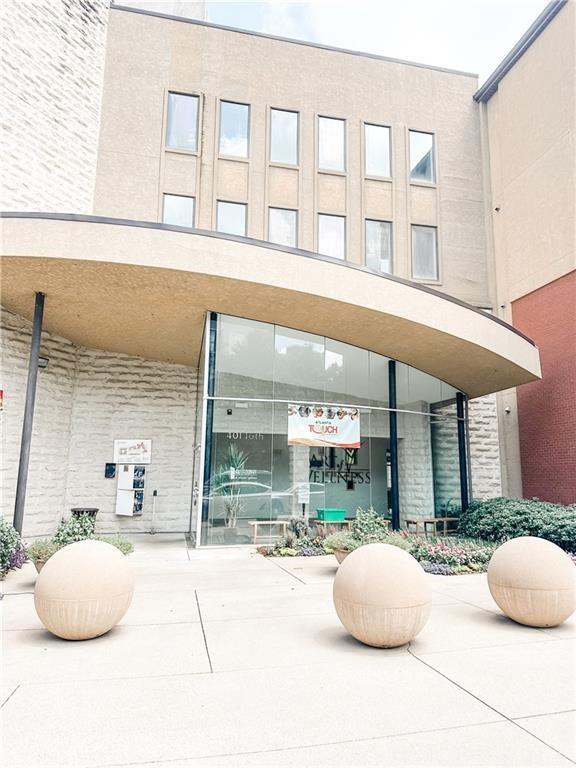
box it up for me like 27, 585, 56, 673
2, 535, 575, 767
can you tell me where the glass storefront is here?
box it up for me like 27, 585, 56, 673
194, 313, 469, 546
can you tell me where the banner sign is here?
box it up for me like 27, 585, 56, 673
288, 404, 360, 448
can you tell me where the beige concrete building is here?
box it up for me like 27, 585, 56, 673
4, 0, 569, 545
475, 0, 575, 503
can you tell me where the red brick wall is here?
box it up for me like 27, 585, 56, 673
512, 270, 576, 504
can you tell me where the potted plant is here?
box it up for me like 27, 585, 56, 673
214, 444, 249, 543
324, 532, 360, 563
26, 539, 61, 573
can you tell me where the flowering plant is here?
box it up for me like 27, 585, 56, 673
0, 518, 27, 578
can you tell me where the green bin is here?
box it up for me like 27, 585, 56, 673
316, 508, 347, 521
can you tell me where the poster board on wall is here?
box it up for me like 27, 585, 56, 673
113, 439, 152, 464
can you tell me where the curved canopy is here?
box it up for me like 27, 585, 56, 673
0, 213, 540, 398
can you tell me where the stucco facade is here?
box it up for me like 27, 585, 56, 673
478, 0, 575, 502
94, 6, 490, 307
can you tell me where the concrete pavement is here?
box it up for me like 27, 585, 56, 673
1, 535, 575, 767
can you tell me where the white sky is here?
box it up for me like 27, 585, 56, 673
206, 0, 550, 82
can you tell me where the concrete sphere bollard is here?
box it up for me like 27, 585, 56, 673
34, 539, 135, 640
333, 543, 431, 647
487, 537, 576, 628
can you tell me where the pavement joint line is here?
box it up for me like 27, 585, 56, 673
2, 619, 202, 632
412, 635, 563, 656
264, 557, 318, 585
514, 708, 576, 720
90, 717, 510, 768
0, 684, 20, 709
408, 647, 576, 765
194, 589, 214, 673
3, 651, 418, 691
200, 609, 335, 623
512, 707, 576, 720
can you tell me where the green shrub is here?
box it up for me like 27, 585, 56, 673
407, 536, 495, 573
458, 497, 576, 551
351, 507, 390, 542
27, 538, 61, 564
96, 535, 134, 556
0, 518, 27, 577
53, 513, 96, 546
323, 532, 360, 553
28, 533, 133, 566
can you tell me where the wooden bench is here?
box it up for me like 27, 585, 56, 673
405, 517, 459, 536
248, 520, 288, 544
311, 518, 354, 536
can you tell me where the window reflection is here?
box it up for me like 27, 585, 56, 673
270, 109, 298, 165
162, 194, 195, 227
365, 219, 392, 274
202, 314, 465, 546
318, 116, 345, 172
409, 130, 435, 183
166, 92, 199, 151
268, 208, 297, 247
219, 101, 250, 157
365, 124, 390, 177
411, 224, 438, 280
217, 201, 247, 236
318, 214, 345, 259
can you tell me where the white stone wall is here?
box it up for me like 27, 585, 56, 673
1, 308, 197, 538
0, 0, 109, 212
397, 410, 435, 520
469, 394, 502, 499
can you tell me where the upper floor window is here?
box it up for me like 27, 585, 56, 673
166, 92, 199, 152
318, 116, 345, 172
365, 219, 392, 274
409, 130, 435, 183
163, 194, 195, 227
219, 101, 250, 158
364, 124, 391, 178
270, 109, 298, 165
217, 201, 247, 236
411, 224, 438, 280
318, 214, 345, 259
269, 207, 298, 247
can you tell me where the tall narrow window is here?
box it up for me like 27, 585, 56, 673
268, 208, 297, 247
270, 109, 298, 165
411, 225, 438, 280
163, 194, 195, 227
364, 124, 391, 177
217, 201, 247, 236
318, 116, 345, 172
365, 220, 392, 274
219, 101, 250, 158
166, 92, 199, 151
318, 214, 345, 259
409, 130, 435, 183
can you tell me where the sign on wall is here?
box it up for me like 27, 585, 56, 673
113, 439, 152, 465
115, 464, 146, 516
288, 404, 360, 448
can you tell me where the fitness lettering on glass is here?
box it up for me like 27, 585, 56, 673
287, 404, 360, 448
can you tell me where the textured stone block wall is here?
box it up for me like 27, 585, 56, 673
1, 310, 78, 534
468, 395, 502, 500
397, 410, 435, 519
1, 308, 197, 537
0, 0, 109, 212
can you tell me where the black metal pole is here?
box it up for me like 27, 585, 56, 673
13, 292, 45, 534
388, 361, 400, 530
456, 392, 470, 512
200, 312, 218, 545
